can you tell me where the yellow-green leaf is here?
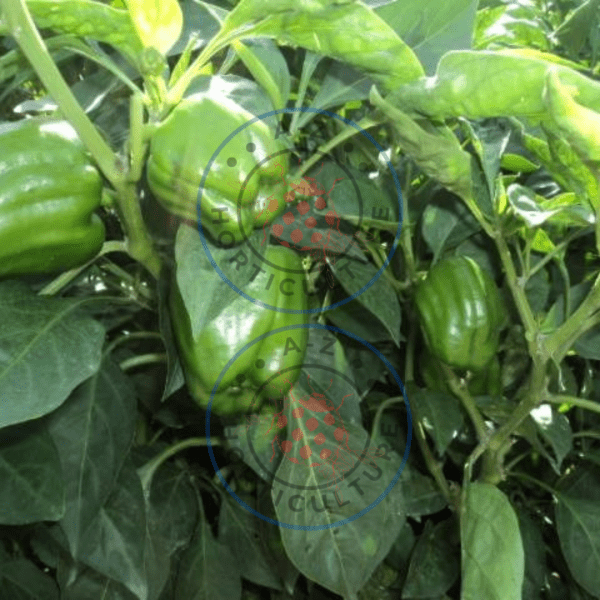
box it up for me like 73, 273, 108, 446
125, 0, 182, 55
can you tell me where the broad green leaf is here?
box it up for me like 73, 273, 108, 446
47, 360, 137, 565
146, 459, 198, 555
74, 459, 149, 599
231, 38, 291, 111
326, 298, 392, 344
530, 404, 572, 473
375, 0, 477, 75
174, 225, 269, 339
555, 0, 600, 56
289, 51, 324, 134
507, 183, 562, 226
402, 518, 460, 598
157, 272, 185, 401
370, 87, 472, 200
556, 464, 600, 596
217, 0, 424, 92
421, 198, 480, 262
218, 497, 283, 590
517, 509, 546, 600
461, 483, 524, 600
397, 464, 447, 517
0, 281, 105, 429
465, 119, 511, 206
175, 498, 242, 600
26, 0, 144, 67
387, 50, 600, 120
125, 0, 183, 55
474, 3, 550, 51
523, 130, 599, 206
274, 425, 406, 599
330, 252, 402, 347
0, 423, 65, 525
198, 3, 290, 110
414, 389, 464, 455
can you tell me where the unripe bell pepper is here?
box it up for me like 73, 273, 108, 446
170, 244, 308, 416
414, 256, 506, 371
147, 93, 290, 247
0, 118, 105, 277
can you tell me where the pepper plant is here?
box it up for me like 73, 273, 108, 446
0, 0, 600, 599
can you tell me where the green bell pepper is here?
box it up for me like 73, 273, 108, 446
147, 93, 290, 247
170, 244, 308, 416
414, 256, 506, 371
0, 118, 105, 278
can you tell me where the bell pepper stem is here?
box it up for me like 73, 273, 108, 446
137, 437, 221, 499
120, 353, 166, 372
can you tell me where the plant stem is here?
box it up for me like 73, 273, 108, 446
105, 331, 164, 356
1, 0, 121, 187
547, 394, 600, 416
493, 230, 540, 356
546, 273, 600, 361
527, 226, 594, 280
137, 437, 221, 498
488, 358, 548, 455
112, 182, 162, 278
412, 400, 459, 511
296, 117, 384, 178
120, 353, 166, 371
442, 364, 489, 442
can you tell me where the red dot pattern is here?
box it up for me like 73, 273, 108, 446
256, 391, 351, 470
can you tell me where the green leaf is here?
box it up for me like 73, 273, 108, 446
273, 425, 406, 599
0, 423, 65, 525
387, 49, 600, 120
217, 0, 424, 92
461, 483, 525, 600
370, 87, 473, 200
421, 198, 481, 263
397, 464, 448, 517
232, 38, 291, 111
218, 497, 283, 590
517, 509, 546, 600
26, 0, 144, 67
530, 404, 572, 473
402, 518, 460, 598
174, 224, 267, 340
76, 459, 149, 599
0, 281, 105, 429
125, 0, 183, 54
331, 252, 402, 347
415, 389, 464, 455
175, 498, 242, 600
555, 464, 600, 596
375, 0, 477, 75
47, 360, 137, 568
